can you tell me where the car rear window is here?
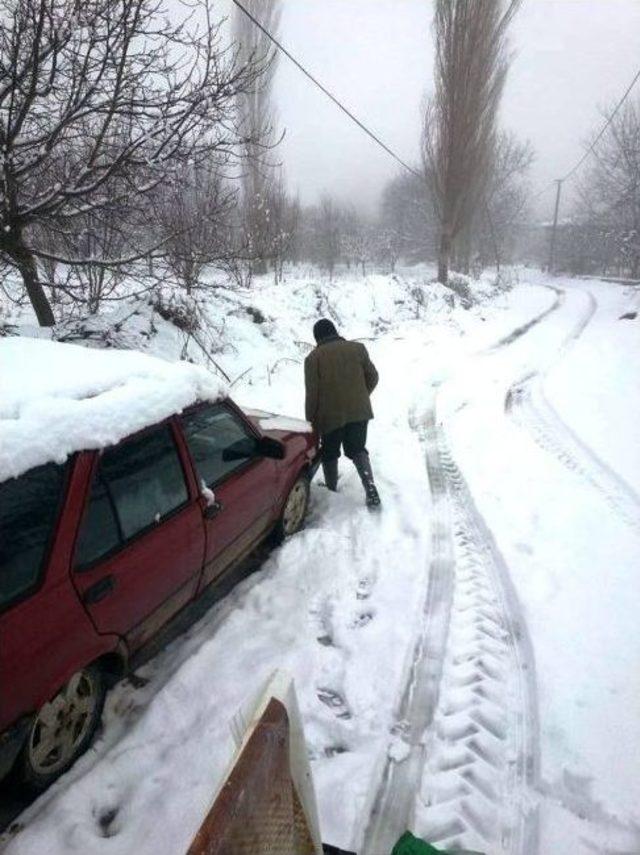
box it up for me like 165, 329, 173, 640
75, 423, 189, 569
0, 462, 67, 610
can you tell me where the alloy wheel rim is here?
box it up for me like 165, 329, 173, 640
283, 481, 307, 535
28, 671, 98, 775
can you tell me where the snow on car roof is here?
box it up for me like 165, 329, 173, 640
0, 337, 228, 481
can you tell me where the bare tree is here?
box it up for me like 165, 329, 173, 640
264, 172, 300, 283
335, 206, 354, 271
379, 170, 438, 263
62, 211, 129, 314
46, 170, 138, 313
423, 0, 522, 284
573, 98, 640, 277
154, 162, 235, 294
234, 0, 281, 277
479, 131, 534, 271
341, 216, 375, 277
313, 196, 342, 280
375, 226, 402, 273
0, 0, 265, 325
281, 192, 302, 269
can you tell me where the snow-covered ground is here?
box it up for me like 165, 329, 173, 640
424, 273, 640, 854
2, 268, 639, 854
545, 280, 640, 495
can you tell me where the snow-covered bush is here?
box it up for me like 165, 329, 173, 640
445, 272, 474, 309
409, 284, 429, 317
495, 267, 519, 292
245, 306, 267, 324
218, 255, 253, 290
149, 289, 200, 334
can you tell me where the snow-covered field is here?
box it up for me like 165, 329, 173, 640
2, 268, 639, 855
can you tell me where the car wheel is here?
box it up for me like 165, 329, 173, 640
18, 665, 106, 792
273, 474, 310, 543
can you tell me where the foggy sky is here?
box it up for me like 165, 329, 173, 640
273, 0, 640, 218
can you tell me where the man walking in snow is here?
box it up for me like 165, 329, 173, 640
304, 319, 381, 507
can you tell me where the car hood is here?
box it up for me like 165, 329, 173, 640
242, 407, 317, 451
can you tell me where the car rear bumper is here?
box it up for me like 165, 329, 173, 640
0, 716, 32, 780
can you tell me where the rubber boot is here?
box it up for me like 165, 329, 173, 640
353, 452, 381, 508
322, 459, 339, 491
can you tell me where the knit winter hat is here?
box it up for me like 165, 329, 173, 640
313, 319, 338, 343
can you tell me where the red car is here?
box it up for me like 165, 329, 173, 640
0, 352, 318, 791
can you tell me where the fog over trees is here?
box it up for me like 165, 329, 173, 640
1, 0, 638, 327
234, 0, 282, 277
562, 100, 640, 277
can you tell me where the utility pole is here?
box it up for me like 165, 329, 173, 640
547, 178, 563, 274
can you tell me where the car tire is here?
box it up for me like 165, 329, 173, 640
272, 473, 310, 544
17, 665, 106, 792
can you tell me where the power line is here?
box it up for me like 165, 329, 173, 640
533, 64, 640, 209
543, 66, 640, 272
531, 179, 557, 204
562, 64, 640, 182
231, 0, 422, 179
235, 0, 640, 217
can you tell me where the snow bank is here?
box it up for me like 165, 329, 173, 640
0, 338, 227, 481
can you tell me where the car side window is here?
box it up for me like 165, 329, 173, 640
75, 424, 188, 568
0, 462, 67, 610
181, 404, 257, 487
74, 472, 121, 568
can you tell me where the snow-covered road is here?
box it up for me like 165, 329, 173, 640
431, 278, 640, 854
3, 272, 639, 855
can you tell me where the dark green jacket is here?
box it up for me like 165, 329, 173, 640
304, 336, 379, 435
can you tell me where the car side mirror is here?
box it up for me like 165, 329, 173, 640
222, 436, 286, 462
222, 437, 259, 462
257, 436, 286, 460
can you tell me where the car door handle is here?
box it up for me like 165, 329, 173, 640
83, 576, 115, 605
203, 500, 224, 520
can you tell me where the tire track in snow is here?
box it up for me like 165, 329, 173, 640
506, 289, 640, 531
360, 398, 455, 855
362, 282, 640, 854
361, 394, 539, 855
490, 288, 563, 349
413, 415, 539, 855
415, 284, 637, 853
360, 290, 567, 855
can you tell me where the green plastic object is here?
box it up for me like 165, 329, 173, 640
390, 831, 444, 855
390, 832, 484, 855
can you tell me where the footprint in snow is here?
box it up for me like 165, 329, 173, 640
97, 807, 120, 839
316, 688, 352, 720
356, 576, 374, 600
350, 611, 374, 629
